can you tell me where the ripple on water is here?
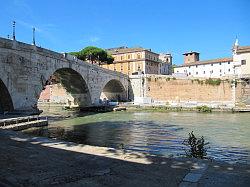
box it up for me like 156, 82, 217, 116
25, 111, 250, 164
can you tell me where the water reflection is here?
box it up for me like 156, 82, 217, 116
24, 111, 250, 164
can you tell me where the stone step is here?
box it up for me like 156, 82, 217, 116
0, 119, 48, 131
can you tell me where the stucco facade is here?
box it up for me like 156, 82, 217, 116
233, 45, 250, 78
174, 57, 235, 78
101, 47, 170, 75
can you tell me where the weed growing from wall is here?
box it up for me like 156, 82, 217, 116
205, 78, 221, 86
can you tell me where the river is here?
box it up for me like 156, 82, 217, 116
24, 111, 250, 164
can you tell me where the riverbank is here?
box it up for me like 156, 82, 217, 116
0, 129, 249, 187
123, 104, 234, 113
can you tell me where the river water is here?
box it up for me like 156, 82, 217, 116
24, 111, 250, 164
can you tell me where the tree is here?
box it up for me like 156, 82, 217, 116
70, 46, 114, 64
171, 64, 177, 73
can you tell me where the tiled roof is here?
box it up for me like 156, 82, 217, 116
236, 46, 250, 54
177, 57, 233, 67
107, 47, 159, 55
107, 47, 144, 54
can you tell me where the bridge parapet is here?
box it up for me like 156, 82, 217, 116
0, 37, 128, 80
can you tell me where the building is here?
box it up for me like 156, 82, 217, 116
159, 53, 172, 75
232, 40, 250, 78
100, 47, 172, 75
174, 52, 234, 78
174, 40, 250, 79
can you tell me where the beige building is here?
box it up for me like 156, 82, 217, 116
233, 40, 250, 78
101, 47, 170, 75
159, 53, 172, 75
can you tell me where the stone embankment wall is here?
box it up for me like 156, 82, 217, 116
235, 80, 250, 107
131, 75, 237, 108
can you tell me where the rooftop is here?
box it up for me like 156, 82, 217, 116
177, 57, 233, 67
106, 47, 158, 55
183, 51, 200, 55
236, 46, 250, 54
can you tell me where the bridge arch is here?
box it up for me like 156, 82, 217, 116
100, 79, 127, 102
0, 79, 14, 113
39, 68, 92, 108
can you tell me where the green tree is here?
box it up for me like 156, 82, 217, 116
70, 46, 114, 64
171, 64, 177, 73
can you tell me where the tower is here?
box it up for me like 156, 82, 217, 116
183, 51, 199, 64
232, 37, 239, 55
159, 53, 172, 64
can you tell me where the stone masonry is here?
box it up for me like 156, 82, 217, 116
0, 37, 129, 112
130, 75, 243, 108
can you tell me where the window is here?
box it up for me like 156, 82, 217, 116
189, 66, 191, 68
203, 71, 205, 74
220, 69, 222, 73
228, 69, 230, 72
196, 72, 198, 75
219, 62, 221, 65
241, 60, 246, 65
121, 56, 123, 60
211, 70, 213, 74
189, 72, 191, 75
196, 65, 198, 68
228, 62, 230, 64
211, 64, 213, 66
137, 53, 141, 59
127, 55, 131, 59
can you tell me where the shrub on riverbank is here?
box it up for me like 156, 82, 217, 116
196, 105, 212, 113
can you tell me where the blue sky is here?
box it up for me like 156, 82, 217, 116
0, 0, 249, 65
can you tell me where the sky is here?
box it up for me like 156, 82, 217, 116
0, 0, 250, 65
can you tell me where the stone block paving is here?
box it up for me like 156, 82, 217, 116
0, 130, 250, 187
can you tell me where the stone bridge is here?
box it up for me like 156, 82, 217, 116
0, 37, 130, 113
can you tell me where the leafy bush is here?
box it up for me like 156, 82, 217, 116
196, 105, 212, 112
205, 78, 221, 86
183, 131, 209, 159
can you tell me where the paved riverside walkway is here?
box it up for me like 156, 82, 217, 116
0, 130, 250, 187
